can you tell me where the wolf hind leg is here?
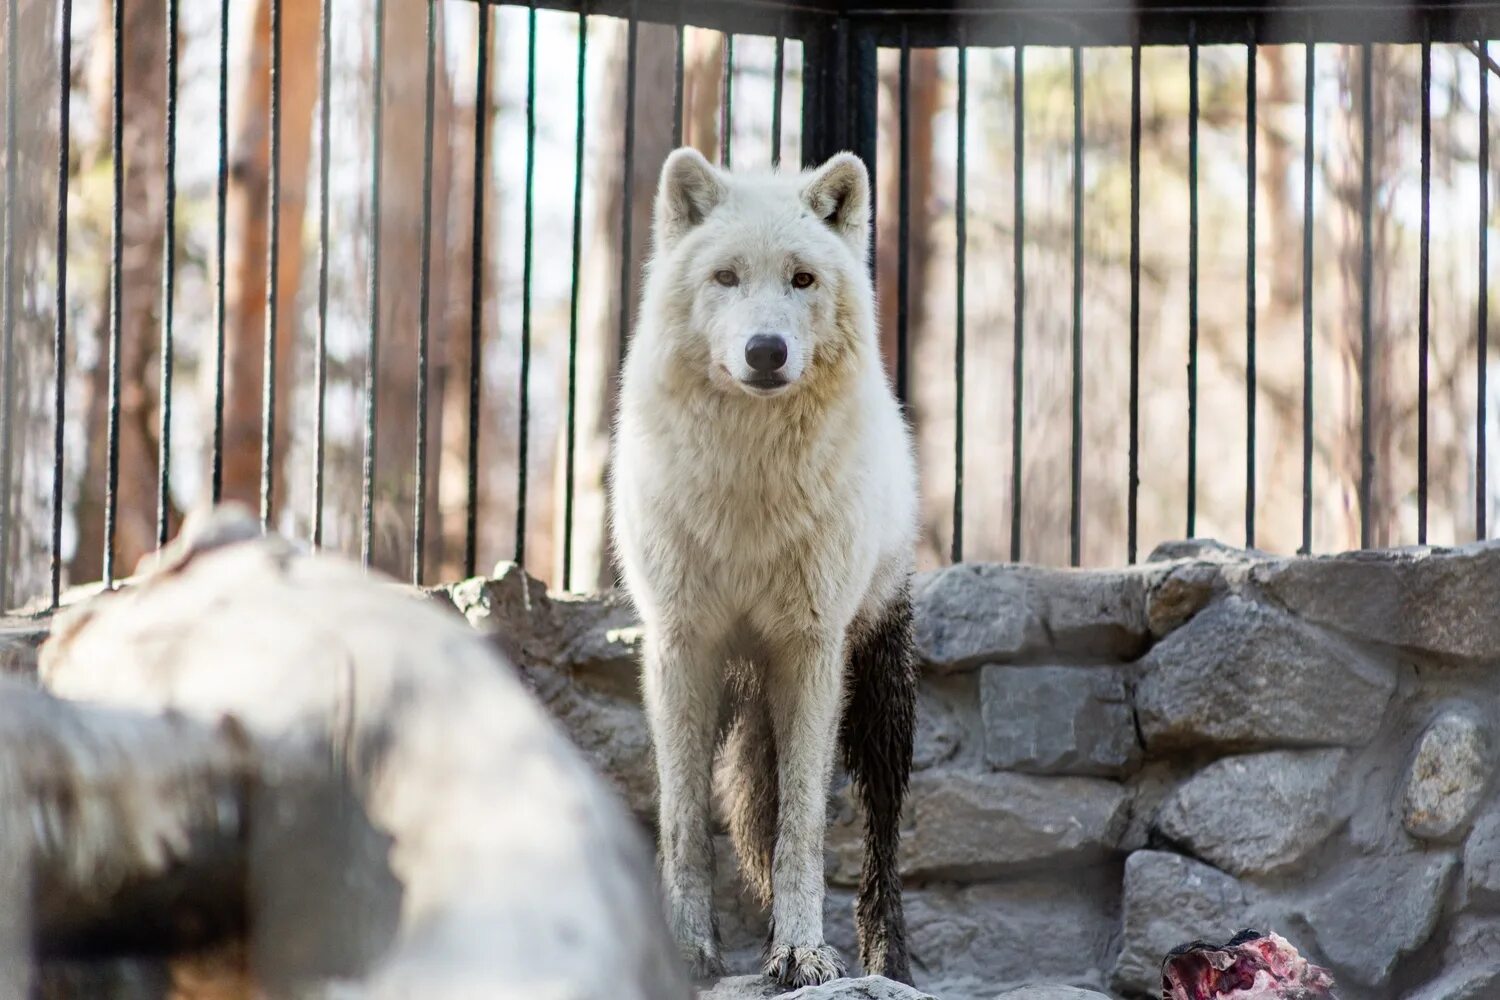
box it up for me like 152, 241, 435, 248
840, 585, 918, 984
717, 695, 779, 908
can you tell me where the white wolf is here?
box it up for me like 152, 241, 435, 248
610, 147, 919, 989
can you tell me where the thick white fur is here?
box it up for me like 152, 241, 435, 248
610, 148, 917, 985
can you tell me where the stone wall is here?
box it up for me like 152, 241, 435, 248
435, 539, 1500, 1000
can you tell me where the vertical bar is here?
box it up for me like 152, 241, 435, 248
1071, 42, 1084, 567
1359, 43, 1373, 548
563, 5, 589, 590
1302, 29, 1315, 554
52, 0, 75, 608
721, 33, 733, 167
771, 21, 786, 168
896, 27, 910, 406
1010, 43, 1024, 563
617, 7, 638, 370
1418, 30, 1431, 545
313, 0, 332, 549
261, 0, 282, 532
362, 0, 386, 568
953, 32, 967, 564
1480, 40, 1491, 539
672, 21, 684, 149
212, 0, 229, 503
414, 0, 438, 584
518, 0, 537, 567
0, 0, 15, 608
1128, 37, 1141, 564
104, 0, 124, 585
1245, 26, 1257, 549
1187, 23, 1199, 540
465, 3, 490, 578
158, 0, 180, 548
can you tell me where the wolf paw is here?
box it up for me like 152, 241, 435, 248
763, 943, 846, 989
680, 939, 727, 982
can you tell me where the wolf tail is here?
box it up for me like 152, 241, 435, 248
719, 695, 779, 907
840, 585, 918, 984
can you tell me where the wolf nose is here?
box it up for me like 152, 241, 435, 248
745, 334, 788, 373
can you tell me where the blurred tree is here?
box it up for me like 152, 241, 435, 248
217, 0, 318, 522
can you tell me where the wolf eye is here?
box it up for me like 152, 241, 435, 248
792, 272, 816, 289
713, 269, 739, 287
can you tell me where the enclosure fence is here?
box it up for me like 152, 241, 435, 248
1, 0, 1499, 611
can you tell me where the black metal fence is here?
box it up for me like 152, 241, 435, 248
1, 0, 1498, 611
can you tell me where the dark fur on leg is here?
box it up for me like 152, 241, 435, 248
717, 698, 779, 907
839, 584, 918, 984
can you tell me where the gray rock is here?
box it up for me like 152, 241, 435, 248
1250, 542, 1500, 661
1303, 851, 1457, 988
1135, 596, 1395, 752
1147, 539, 1265, 563
826, 769, 1128, 883
1025, 565, 1153, 660
914, 673, 982, 770
700, 976, 935, 1000
1155, 750, 1347, 877
912, 564, 1153, 671
1146, 562, 1224, 636
1403, 710, 1491, 842
1405, 970, 1500, 1000
981, 665, 1139, 777
1464, 802, 1500, 906
913, 565, 1038, 671
906, 872, 1120, 993
1111, 850, 1255, 997
994, 989, 1112, 1000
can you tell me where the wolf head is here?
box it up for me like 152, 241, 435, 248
644, 148, 873, 399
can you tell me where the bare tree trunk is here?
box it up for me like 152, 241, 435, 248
682, 29, 724, 161
370, 1, 451, 580
559, 21, 678, 591
218, 0, 319, 520
72, 0, 168, 584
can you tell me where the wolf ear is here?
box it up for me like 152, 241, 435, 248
801, 153, 870, 260
655, 147, 726, 249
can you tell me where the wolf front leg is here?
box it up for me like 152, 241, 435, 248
642, 630, 725, 979
764, 631, 848, 989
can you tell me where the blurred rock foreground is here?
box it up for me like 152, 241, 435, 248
5, 505, 1500, 998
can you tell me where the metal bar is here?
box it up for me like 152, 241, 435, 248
518, 0, 538, 568
466, 3, 491, 578
104, 0, 124, 585
158, 0, 179, 549
1302, 28, 1315, 553
772, 19, 786, 167
1070, 42, 1083, 567
1010, 42, 1024, 562
953, 31, 966, 564
1187, 22, 1198, 540
563, 5, 589, 590
896, 26, 910, 405
0, 0, 15, 609
212, 0, 229, 504
1245, 24, 1257, 548
618, 6, 639, 371
362, 0, 387, 568
1418, 29, 1431, 544
1359, 42, 1373, 547
415, 0, 438, 584
52, 0, 74, 609
262, 0, 283, 532
1481, 39, 1491, 539
673, 19, 684, 148
721, 32, 734, 166
313, 0, 332, 549
1128, 37, 1141, 564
